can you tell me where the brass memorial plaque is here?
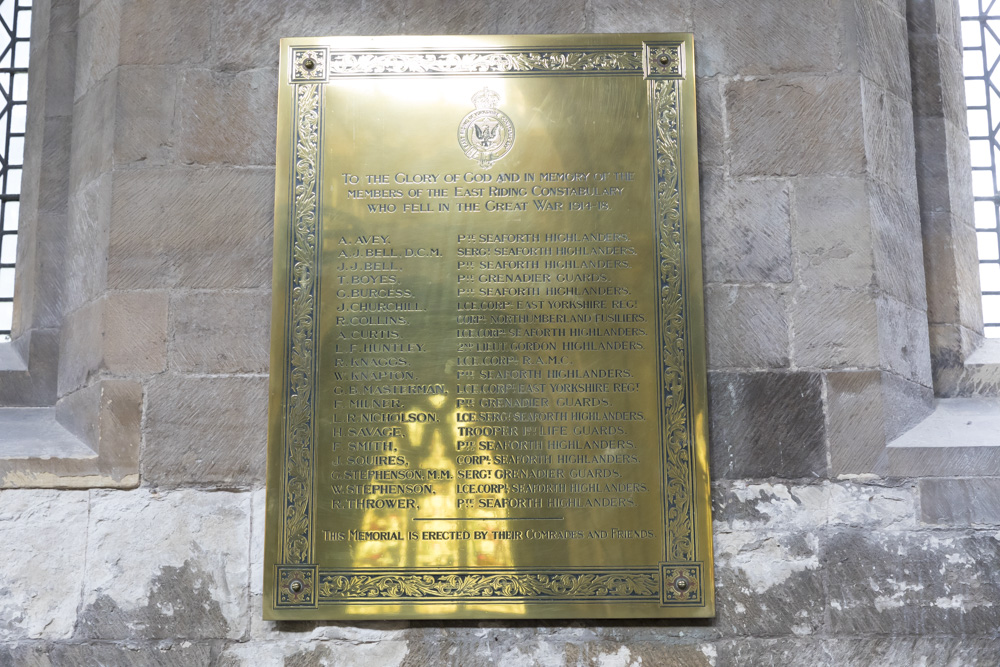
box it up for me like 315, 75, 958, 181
264, 34, 713, 620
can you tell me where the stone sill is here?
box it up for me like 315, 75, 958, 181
0, 381, 142, 489
887, 397, 1000, 476
0, 340, 27, 371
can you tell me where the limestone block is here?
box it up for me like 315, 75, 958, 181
945, 117, 976, 227
826, 370, 887, 474
108, 168, 274, 290
708, 371, 825, 479
694, 76, 724, 168
825, 529, 1000, 634
64, 173, 112, 315
38, 116, 73, 216
862, 81, 918, 196
938, 40, 967, 129
920, 478, 1000, 526
69, 73, 116, 194
876, 295, 933, 387
879, 371, 933, 441
856, 0, 911, 100
406, 0, 587, 35
74, 0, 121, 102
590, 0, 692, 32
218, 641, 410, 667
0, 490, 89, 639
58, 291, 168, 396
55, 379, 143, 486
692, 0, 842, 76
212, 0, 408, 70
716, 638, 1000, 665
0, 642, 217, 666
727, 76, 865, 177
792, 177, 875, 291
78, 489, 251, 640
790, 287, 879, 369
119, 0, 211, 66
176, 68, 277, 167
713, 480, 916, 534
114, 67, 177, 167
908, 33, 944, 120
714, 531, 825, 636
170, 290, 271, 374
704, 284, 788, 369
700, 171, 792, 283
144, 375, 267, 487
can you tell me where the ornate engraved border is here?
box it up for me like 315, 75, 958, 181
317, 569, 659, 602
273, 42, 704, 613
280, 82, 321, 568
652, 79, 696, 564
323, 48, 643, 77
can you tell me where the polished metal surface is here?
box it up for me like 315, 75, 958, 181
265, 34, 713, 620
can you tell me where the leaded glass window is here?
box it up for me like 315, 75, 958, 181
0, 0, 30, 342
961, 0, 1000, 337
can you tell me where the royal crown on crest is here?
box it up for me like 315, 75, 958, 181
471, 87, 501, 110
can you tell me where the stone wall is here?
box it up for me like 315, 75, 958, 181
1, 0, 998, 664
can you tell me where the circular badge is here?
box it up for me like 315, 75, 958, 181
458, 88, 515, 170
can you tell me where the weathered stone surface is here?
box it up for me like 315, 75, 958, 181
920, 478, 1000, 526
825, 529, 1000, 635
692, 0, 842, 76
0, 491, 89, 639
114, 66, 177, 167
716, 637, 1000, 666
879, 370, 933, 440
69, 73, 116, 194
709, 371, 825, 478
0, 641, 218, 666
715, 531, 825, 636
790, 287, 879, 369
727, 76, 865, 177
714, 480, 917, 533
119, 0, 211, 65
176, 68, 277, 167
212, 0, 585, 70
108, 168, 274, 290
0, 330, 58, 406
78, 489, 251, 640
705, 284, 788, 369
220, 640, 410, 667
862, 82, 919, 197
876, 295, 932, 387
590, 0, 692, 33
59, 291, 168, 395
694, 76, 724, 169
792, 177, 875, 291
170, 290, 271, 374
700, 172, 792, 283
74, 0, 120, 101
826, 370, 886, 474
144, 375, 267, 487
407, 0, 587, 34
870, 181, 927, 311
857, 0, 911, 100
64, 172, 112, 314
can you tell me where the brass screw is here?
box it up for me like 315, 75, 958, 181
658, 54, 670, 66
290, 579, 303, 593
302, 58, 316, 71
674, 577, 689, 591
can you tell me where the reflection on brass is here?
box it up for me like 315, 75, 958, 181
265, 34, 714, 620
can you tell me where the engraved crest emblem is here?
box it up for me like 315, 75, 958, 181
458, 88, 515, 169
